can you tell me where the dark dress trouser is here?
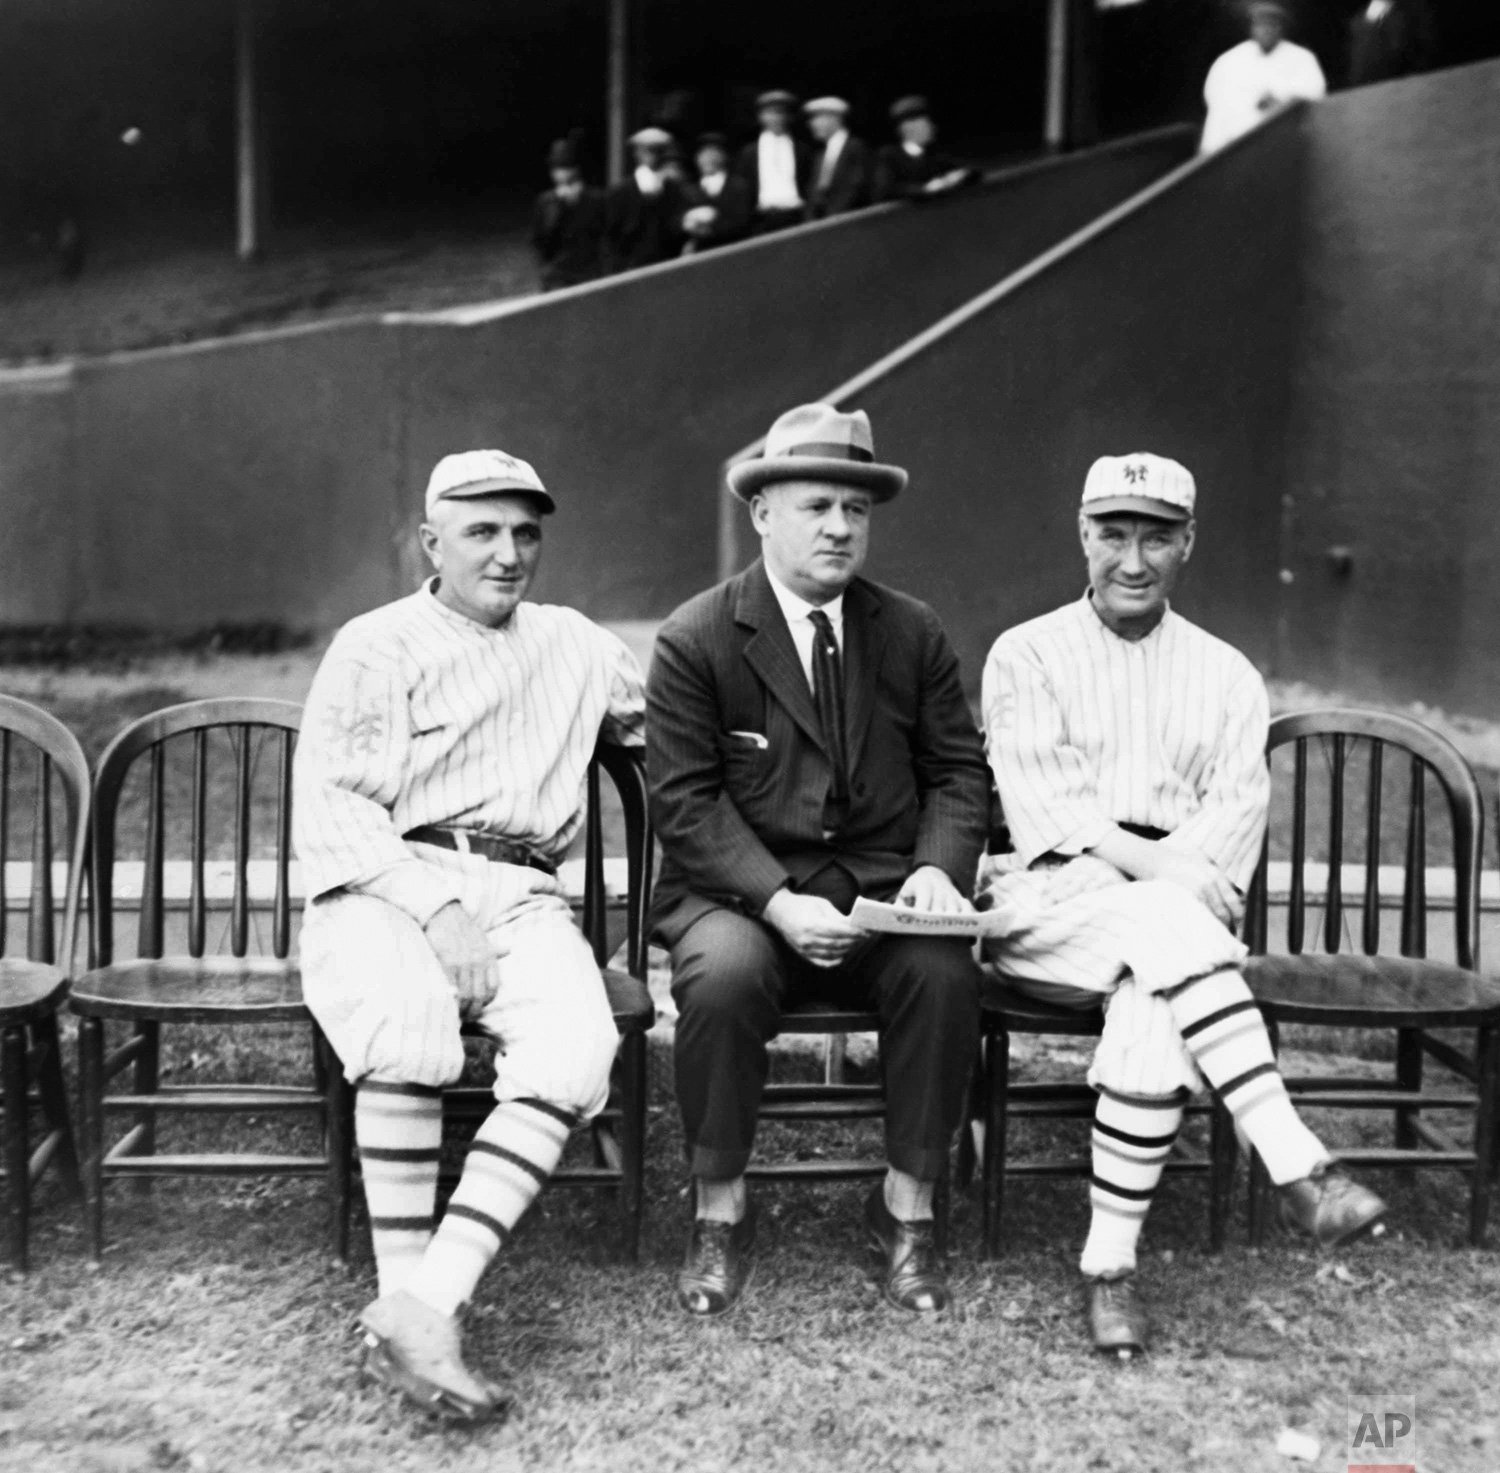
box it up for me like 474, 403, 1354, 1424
669, 861, 980, 1181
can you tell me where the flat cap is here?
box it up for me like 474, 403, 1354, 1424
628, 126, 674, 149
804, 96, 850, 116
755, 89, 799, 111
890, 94, 931, 123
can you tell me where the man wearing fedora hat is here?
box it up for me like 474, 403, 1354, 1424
803, 97, 872, 219
606, 126, 685, 271
874, 95, 975, 203
295, 449, 646, 1421
978, 454, 1386, 1357
736, 90, 812, 233
530, 138, 607, 290
647, 404, 990, 1318
679, 132, 754, 253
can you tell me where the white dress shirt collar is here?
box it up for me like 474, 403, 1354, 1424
765, 564, 844, 687
699, 170, 726, 197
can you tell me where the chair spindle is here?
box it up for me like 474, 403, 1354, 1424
1400, 756, 1427, 959
189, 729, 208, 958
1323, 733, 1346, 953
231, 726, 252, 957
139, 744, 166, 958
1288, 739, 1308, 953
29, 755, 56, 964
1362, 740, 1383, 955
273, 729, 293, 960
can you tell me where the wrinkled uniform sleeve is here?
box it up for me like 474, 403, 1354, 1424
1159, 664, 1270, 893
599, 627, 647, 749
293, 635, 460, 919
646, 617, 791, 913
982, 632, 1113, 865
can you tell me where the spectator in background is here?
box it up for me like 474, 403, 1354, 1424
680, 132, 754, 254
530, 139, 607, 292
1348, 0, 1435, 87
737, 90, 811, 234
803, 97, 873, 219
1200, 1, 1326, 154
874, 96, 977, 203
607, 126, 684, 272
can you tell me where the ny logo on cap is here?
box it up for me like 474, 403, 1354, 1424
1123, 462, 1149, 484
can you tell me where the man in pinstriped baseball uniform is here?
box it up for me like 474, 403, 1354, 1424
294, 449, 645, 1422
979, 453, 1387, 1356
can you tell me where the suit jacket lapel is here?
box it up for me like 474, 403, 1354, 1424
842, 578, 887, 774
736, 562, 828, 755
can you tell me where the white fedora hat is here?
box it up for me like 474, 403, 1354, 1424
727, 403, 908, 502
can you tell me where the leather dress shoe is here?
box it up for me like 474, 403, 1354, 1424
864, 1185, 950, 1313
1279, 1162, 1387, 1248
1087, 1273, 1148, 1359
678, 1203, 757, 1316
358, 1290, 506, 1423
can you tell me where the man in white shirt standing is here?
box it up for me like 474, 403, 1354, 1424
736, 89, 810, 234
295, 449, 646, 1422
980, 453, 1387, 1357
1201, 0, 1327, 154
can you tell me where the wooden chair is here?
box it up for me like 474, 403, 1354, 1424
0, 695, 87, 1270
70, 699, 352, 1262
1240, 708, 1500, 1246
966, 803, 1235, 1259
439, 742, 655, 1260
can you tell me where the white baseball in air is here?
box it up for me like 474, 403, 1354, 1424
121, 127, 142, 146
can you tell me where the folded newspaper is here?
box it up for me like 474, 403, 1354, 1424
848, 897, 1014, 939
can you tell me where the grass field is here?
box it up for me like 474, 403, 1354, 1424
4, 655, 1500, 1471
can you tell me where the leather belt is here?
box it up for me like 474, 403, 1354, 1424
404, 826, 557, 876
1118, 822, 1170, 842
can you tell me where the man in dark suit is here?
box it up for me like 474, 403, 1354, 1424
606, 126, 684, 272
874, 95, 977, 203
803, 97, 873, 219
647, 403, 990, 1319
530, 139, 607, 291
735, 89, 813, 234
679, 133, 754, 253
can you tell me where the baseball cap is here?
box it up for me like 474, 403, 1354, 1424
1081, 453, 1195, 522
424, 449, 556, 516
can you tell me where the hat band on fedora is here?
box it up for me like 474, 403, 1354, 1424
773, 441, 874, 463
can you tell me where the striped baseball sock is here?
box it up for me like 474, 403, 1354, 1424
356, 1081, 443, 1298
1079, 1087, 1184, 1278
1162, 968, 1327, 1186
405, 1098, 576, 1317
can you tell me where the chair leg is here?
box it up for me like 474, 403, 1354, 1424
1468, 1025, 1499, 1248
319, 1028, 353, 1265
32, 1015, 81, 1199
78, 1015, 106, 1262
955, 1045, 983, 1192
618, 1030, 647, 1264
1208, 1098, 1236, 1252
981, 1029, 1010, 1260
1395, 1026, 1423, 1151
1246, 1148, 1273, 1247
2, 1024, 30, 1271
130, 1022, 160, 1195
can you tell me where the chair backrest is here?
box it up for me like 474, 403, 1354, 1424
1244, 708, 1483, 970
0, 694, 90, 970
89, 698, 302, 968
586, 742, 653, 977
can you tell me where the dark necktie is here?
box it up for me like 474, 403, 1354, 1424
808, 609, 850, 812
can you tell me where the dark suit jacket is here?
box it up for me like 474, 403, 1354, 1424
530, 187, 607, 290
873, 142, 975, 203
679, 174, 754, 249
734, 136, 813, 214
807, 135, 873, 218
646, 560, 990, 947
605, 176, 685, 271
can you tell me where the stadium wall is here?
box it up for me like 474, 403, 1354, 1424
0, 129, 1193, 633
1280, 60, 1500, 717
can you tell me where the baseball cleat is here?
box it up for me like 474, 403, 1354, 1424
358, 1290, 507, 1424
1278, 1163, 1388, 1249
1087, 1273, 1148, 1357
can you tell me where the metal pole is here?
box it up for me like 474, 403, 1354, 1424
235, 0, 262, 260
1044, 0, 1069, 152
606, 0, 629, 186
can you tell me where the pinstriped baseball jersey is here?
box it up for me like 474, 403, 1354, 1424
982, 594, 1269, 892
294, 580, 645, 906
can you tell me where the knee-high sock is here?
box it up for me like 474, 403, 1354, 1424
1080, 1087, 1184, 1278
356, 1081, 443, 1298
1162, 967, 1327, 1186
405, 1098, 574, 1317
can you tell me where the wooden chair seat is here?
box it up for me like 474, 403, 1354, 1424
1245, 953, 1500, 1027
979, 970, 1104, 1035
71, 957, 305, 1023
781, 1001, 880, 1034
0, 959, 69, 1024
